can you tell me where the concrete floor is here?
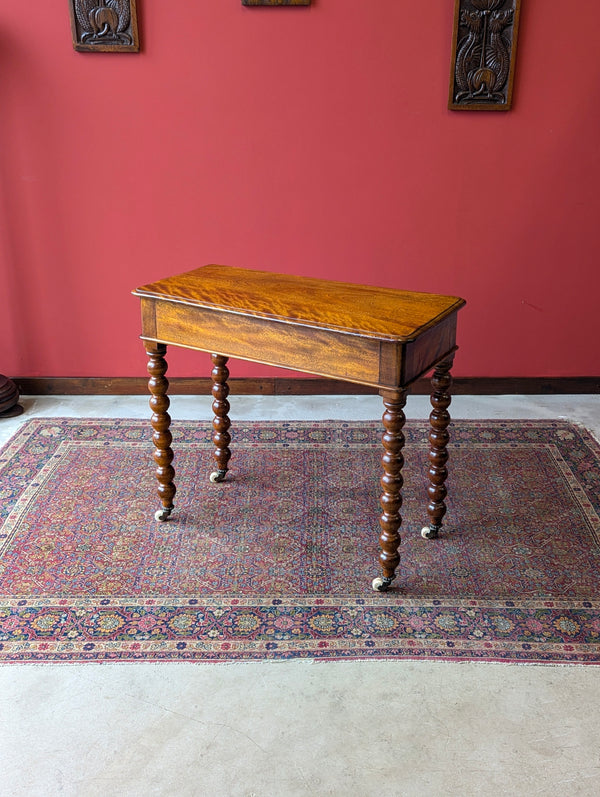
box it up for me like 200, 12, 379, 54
1, 394, 599, 797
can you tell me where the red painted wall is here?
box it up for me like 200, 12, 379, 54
1, 2, 599, 380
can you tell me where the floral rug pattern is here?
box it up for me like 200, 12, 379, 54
0, 418, 599, 664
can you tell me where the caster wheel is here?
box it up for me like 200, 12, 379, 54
155, 508, 172, 522
421, 526, 439, 539
372, 577, 391, 592
209, 470, 226, 483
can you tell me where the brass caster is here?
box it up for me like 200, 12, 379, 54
209, 470, 227, 483
421, 525, 440, 539
155, 507, 172, 522
372, 576, 394, 592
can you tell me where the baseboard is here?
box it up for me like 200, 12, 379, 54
12, 376, 600, 396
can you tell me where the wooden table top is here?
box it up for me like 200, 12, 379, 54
134, 265, 465, 343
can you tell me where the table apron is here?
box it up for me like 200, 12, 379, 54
401, 315, 458, 385
140, 298, 458, 390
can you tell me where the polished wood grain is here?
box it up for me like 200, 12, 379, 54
377, 390, 409, 589
134, 265, 465, 390
135, 265, 464, 341
154, 300, 383, 386
422, 355, 455, 539
145, 342, 176, 520
134, 264, 466, 590
210, 354, 231, 483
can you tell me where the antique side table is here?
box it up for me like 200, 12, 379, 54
133, 265, 466, 591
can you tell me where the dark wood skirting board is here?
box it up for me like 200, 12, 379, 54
13, 376, 600, 396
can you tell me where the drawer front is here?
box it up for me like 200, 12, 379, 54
152, 301, 383, 387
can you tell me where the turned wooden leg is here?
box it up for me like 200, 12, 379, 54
146, 343, 176, 521
209, 354, 231, 483
421, 355, 454, 539
373, 389, 408, 592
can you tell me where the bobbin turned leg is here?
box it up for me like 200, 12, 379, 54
421, 355, 454, 539
146, 343, 176, 521
209, 354, 231, 483
372, 389, 409, 592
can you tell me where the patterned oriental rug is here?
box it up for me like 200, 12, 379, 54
0, 418, 599, 665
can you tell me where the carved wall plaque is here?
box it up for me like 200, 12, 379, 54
69, 0, 140, 52
449, 0, 521, 111
242, 1, 311, 5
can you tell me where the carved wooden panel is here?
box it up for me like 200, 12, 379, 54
242, 1, 311, 5
69, 0, 140, 53
449, 0, 521, 111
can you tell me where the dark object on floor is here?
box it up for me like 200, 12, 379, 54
0, 375, 23, 418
